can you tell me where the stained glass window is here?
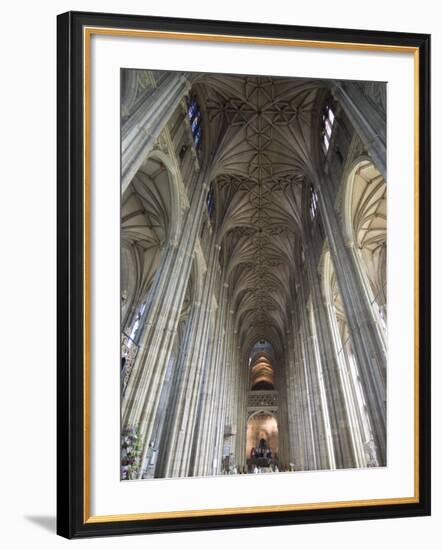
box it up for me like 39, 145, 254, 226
207, 187, 215, 219
188, 99, 198, 120
325, 118, 333, 138
321, 103, 335, 153
309, 185, 319, 220
194, 127, 202, 147
323, 133, 330, 150
191, 113, 200, 135
187, 96, 202, 149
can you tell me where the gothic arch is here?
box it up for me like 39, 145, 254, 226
246, 411, 279, 460
121, 152, 183, 330
321, 248, 376, 468
247, 409, 278, 422
147, 149, 183, 245
342, 158, 387, 332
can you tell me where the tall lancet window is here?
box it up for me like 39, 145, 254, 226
187, 96, 202, 149
309, 184, 319, 220
321, 101, 335, 153
207, 184, 215, 219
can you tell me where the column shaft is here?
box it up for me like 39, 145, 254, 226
333, 82, 386, 178
315, 171, 387, 465
305, 247, 356, 469
161, 243, 219, 477
122, 72, 190, 191
191, 282, 229, 475
122, 172, 207, 476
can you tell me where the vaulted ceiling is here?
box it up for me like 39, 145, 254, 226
194, 74, 324, 354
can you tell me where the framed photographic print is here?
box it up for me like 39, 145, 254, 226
57, 10, 431, 538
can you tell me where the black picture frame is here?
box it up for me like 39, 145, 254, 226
57, 10, 431, 539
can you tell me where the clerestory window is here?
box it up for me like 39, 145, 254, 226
321, 103, 335, 153
309, 184, 319, 220
207, 185, 215, 219
187, 97, 202, 149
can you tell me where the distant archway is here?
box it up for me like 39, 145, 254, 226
248, 340, 275, 391
246, 412, 279, 461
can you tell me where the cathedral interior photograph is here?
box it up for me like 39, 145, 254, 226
120, 69, 387, 481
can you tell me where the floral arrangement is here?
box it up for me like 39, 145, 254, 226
121, 426, 143, 480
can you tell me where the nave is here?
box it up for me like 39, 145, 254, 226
120, 70, 387, 480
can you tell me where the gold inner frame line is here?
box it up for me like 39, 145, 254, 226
82, 26, 420, 524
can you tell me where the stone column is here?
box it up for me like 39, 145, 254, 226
203, 307, 235, 475
332, 81, 386, 179
297, 298, 326, 470
305, 246, 356, 469
284, 296, 316, 471
283, 331, 301, 468
211, 335, 237, 475
191, 281, 229, 476
234, 344, 248, 470
152, 316, 193, 477
276, 361, 291, 469
153, 300, 201, 478
313, 170, 387, 465
121, 170, 208, 477
293, 278, 332, 471
121, 72, 191, 192
160, 243, 220, 478
139, 350, 177, 477
213, 354, 231, 474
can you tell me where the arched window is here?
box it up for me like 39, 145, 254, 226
309, 184, 319, 220
321, 101, 335, 153
187, 96, 202, 149
206, 185, 215, 219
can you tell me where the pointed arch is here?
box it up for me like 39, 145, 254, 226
343, 158, 387, 340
